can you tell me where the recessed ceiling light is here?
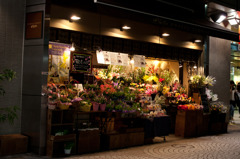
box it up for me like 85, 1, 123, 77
162, 33, 170, 37
70, 16, 81, 21
122, 26, 131, 30
194, 39, 202, 43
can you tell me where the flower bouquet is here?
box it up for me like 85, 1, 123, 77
209, 101, 227, 114
178, 104, 203, 111
47, 83, 59, 110
59, 94, 72, 110
78, 100, 92, 112
71, 97, 82, 109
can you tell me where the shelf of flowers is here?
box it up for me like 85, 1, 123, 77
46, 64, 228, 140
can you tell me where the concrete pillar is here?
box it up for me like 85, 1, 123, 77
21, 0, 50, 155
208, 36, 230, 106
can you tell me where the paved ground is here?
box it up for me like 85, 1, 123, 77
3, 110, 240, 159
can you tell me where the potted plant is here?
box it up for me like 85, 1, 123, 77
64, 141, 74, 155
0, 69, 19, 124
59, 94, 72, 110
79, 100, 92, 112
47, 83, 59, 110
92, 96, 100, 111
106, 101, 114, 112
99, 95, 107, 111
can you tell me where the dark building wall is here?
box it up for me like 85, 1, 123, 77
0, 0, 25, 134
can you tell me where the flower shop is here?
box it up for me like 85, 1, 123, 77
45, 42, 228, 157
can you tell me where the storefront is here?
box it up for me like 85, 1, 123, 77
16, 0, 239, 156
33, 1, 233, 157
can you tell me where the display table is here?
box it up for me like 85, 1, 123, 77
144, 116, 171, 142
175, 110, 203, 137
165, 105, 178, 133
209, 113, 228, 134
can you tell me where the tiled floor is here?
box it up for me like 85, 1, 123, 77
3, 112, 240, 159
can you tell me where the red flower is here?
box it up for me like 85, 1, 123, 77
159, 78, 165, 82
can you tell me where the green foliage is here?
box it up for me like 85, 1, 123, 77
0, 106, 19, 125
84, 83, 100, 91
115, 104, 123, 111
159, 70, 176, 86
130, 67, 145, 83
106, 101, 114, 111
0, 69, 16, 96
0, 69, 19, 125
64, 141, 74, 149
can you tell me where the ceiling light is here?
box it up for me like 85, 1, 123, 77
153, 60, 159, 66
228, 12, 240, 25
194, 39, 201, 43
228, 18, 239, 25
216, 15, 227, 23
122, 26, 131, 30
69, 16, 81, 22
162, 33, 170, 37
70, 43, 75, 51
193, 63, 197, 69
71, 16, 81, 20
130, 59, 134, 64
210, 11, 227, 23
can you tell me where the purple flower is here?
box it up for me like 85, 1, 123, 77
113, 82, 118, 87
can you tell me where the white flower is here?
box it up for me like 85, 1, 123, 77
212, 94, 218, 101
205, 88, 212, 100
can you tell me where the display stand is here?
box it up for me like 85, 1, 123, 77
75, 111, 107, 154
99, 112, 145, 150
144, 116, 171, 143
209, 113, 227, 134
166, 105, 178, 133
175, 110, 203, 137
46, 109, 76, 157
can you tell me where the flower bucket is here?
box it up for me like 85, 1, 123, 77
100, 104, 106, 111
48, 100, 57, 110
59, 103, 70, 110
92, 102, 99, 111
48, 103, 56, 110
79, 105, 91, 112
64, 149, 71, 154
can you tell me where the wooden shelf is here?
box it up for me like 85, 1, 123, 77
50, 134, 76, 142
76, 111, 107, 114
52, 123, 74, 126
46, 109, 76, 157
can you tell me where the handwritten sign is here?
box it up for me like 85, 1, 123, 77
70, 52, 92, 73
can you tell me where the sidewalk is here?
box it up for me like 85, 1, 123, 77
230, 109, 240, 125
2, 115, 240, 159
2, 125, 240, 159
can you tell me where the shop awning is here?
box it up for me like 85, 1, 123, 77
93, 0, 239, 42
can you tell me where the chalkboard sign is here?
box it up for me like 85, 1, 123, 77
70, 52, 92, 73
